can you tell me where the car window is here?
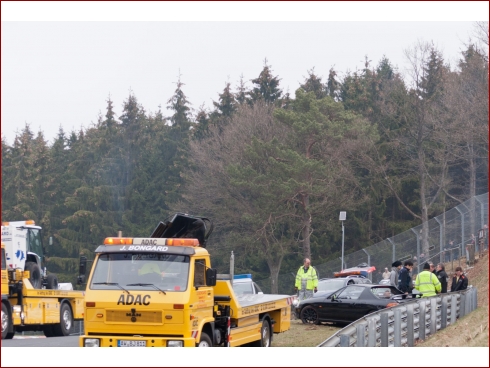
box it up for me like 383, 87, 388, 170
371, 287, 393, 299
336, 286, 364, 300
318, 279, 346, 292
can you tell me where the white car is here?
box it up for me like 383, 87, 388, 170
233, 274, 263, 295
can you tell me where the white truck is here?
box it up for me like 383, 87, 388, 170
1, 220, 58, 290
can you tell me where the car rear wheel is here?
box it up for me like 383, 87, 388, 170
300, 306, 320, 325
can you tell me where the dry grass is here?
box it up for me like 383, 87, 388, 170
273, 319, 341, 347
272, 252, 489, 347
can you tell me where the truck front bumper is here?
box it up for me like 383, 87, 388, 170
79, 335, 196, 347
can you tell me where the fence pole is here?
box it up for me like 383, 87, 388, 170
419, 302, 426, 341
450, 295, 457, 324
406, 303, 414, 347
435, 217, 444, 264
411, 229, 421, 274
340, 334, 350, 347
455, 206, 465, 259
388, 238, 396, 263
380, 313, 389, 347
367, 318, 377, 347
430, 298, 437, 335
460, 293, 466, 317
441, 297, 448, 329
394, 309, 401, 347
356, 324, 366, 347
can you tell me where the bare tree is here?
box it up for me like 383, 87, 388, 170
375, 41, 451, 255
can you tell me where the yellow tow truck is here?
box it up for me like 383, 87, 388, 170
79, 213, 292, 347
1, 243, 85, 339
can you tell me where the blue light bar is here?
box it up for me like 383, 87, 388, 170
234, 274, 252, 279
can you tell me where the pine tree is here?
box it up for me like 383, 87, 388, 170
300, 68, 326, 99
248, 60, 283, 104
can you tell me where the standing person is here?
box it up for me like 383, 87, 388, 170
429, 262, 436, 274
390, 261, 402, 288
450, 266, 468, 292
294, 258, 318, 300
398, 261, 413, 294
382, 267, 390, 280
435, 263, 448, 293
414, 262, 441, 297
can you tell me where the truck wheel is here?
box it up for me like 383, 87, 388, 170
25, 261, 42, 289
251, 318, 272, 347
1, 303, 13, 340
196, 332, 212, 347
52, 303, 73, 336
43, 325, 55, 337
46, 274, 58, 290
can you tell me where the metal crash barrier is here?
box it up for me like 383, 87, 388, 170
318, 287, 478, 347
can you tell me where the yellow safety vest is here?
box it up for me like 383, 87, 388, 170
295, 266, 318, 290
414, 270, 441, 297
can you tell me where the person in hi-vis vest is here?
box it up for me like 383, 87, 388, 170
295, 258, 318, 300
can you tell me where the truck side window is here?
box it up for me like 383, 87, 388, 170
194, 260, 205, 287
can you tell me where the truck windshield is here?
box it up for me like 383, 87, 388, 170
90, 253, 190, 292
27, 228, 43, 259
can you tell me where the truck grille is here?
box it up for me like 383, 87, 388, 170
106, 310, 163, 324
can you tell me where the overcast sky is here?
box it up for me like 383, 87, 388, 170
1, 2, 488, 146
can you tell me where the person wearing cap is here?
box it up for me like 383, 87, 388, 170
398, 260, 414, 294
389, 261, 402, 288
382, 267, 390, 280
414, 262, 441, 297
450, 266, 468, 292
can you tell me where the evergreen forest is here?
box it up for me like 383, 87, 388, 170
2, 39, 488, 291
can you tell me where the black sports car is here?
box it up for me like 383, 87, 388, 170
295, 284, 413, 325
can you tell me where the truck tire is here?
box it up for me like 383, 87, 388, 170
43, 325, 55, 337
196, 332, 212, 347
52, 303, 73, 336
46, 273, 58, 290
25, 261, 42, 289
2, 303, 13, 340
250, 318, 272, 347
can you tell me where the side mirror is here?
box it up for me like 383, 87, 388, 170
205, 268, 217, 287
77, 256, 87, 285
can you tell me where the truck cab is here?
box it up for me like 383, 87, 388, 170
79, 214, 292, 347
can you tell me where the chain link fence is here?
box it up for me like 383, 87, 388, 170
256, 193, 488, 294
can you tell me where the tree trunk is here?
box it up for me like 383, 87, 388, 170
266, 255, 283, 294
301, 194, 311, 261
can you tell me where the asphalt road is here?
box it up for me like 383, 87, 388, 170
1, 335, 79, 347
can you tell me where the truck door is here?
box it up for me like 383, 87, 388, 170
193, 259, 213, 311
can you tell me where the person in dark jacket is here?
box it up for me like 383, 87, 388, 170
398, 260, 413, 294
435, 263, 448, 293
450, 266, 468, 292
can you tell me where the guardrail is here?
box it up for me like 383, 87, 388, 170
318, 287, 478, 347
